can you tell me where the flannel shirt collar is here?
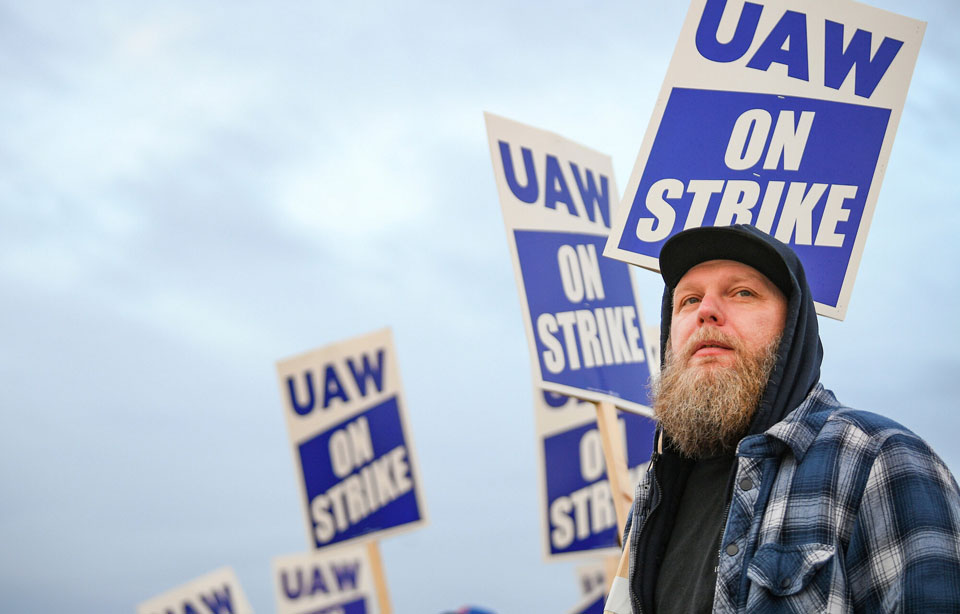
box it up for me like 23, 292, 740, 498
737, 384, 838, 462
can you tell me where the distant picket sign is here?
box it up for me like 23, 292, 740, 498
485, 113, 655, 413
604, 0, 925, 320
136, 567, 253, 614
536, 389, 656, 560
272, 543, 380, 614
276, 328, 427, 551
568, 586, 606, 614
575, 562, 607, 597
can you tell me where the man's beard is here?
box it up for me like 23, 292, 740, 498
652, 328, 780, 459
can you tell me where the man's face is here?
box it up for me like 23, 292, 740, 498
653, 259, 788, 457
670, 259, 787, 369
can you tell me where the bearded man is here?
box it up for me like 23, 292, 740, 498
619, 225, 960, 613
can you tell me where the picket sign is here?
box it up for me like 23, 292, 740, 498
273, 537, 391, 614
576, 561, 607, 597
568, 586, 608, 614
536, 390, 655, 560
276, 328, 429, 614
276, 328, 428, 552
272, 541, 383, 614
603, 0, 926, 320
485, 112, 655, 414
136, 567, 253, 614
488, 114, 657, 560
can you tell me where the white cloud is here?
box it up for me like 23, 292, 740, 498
272, 110, 434, 248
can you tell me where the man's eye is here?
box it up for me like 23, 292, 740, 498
681, 296, 700, 306
736, 289, 753, 297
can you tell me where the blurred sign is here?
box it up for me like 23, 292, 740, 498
567, 587, 606, 614
575, 562, 607, 597
136, 567, 253, 614
485, 113, 654, 412
536, 390, 656, 559
604, 0, 925, 320
272, 544, 380, 614
276, 328, 427, 550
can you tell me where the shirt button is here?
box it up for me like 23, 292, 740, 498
725, 543, 739, 556
739, 477, 754, 491
780, 577, 792, 588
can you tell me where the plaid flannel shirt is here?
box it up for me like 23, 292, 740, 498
628, 384, 960, 613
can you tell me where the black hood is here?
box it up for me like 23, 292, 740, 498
658, 224, 823, 436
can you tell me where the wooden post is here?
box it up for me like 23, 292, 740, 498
602, 554, 621, 594
366, 541, 392, 614
603, 544, 633, 614
594, 401, 633, 539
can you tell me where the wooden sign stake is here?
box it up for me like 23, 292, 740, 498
594, 401, 633, 538
603, 553, 621, 594
366, 541, 392, 614
603, 544, 633, 614
594, 400, 635, 606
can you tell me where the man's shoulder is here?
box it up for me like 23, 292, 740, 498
767, 385, 934, 463
808, 392, 945, 469
824, 403, 918, 442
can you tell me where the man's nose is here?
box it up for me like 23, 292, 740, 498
697, 294, 725, 326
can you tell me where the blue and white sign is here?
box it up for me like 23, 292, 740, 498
576, 563, 607, 597
137, 567, 254, 614
272, 543, 380, 614
535, 390, 656, 560
486, 113, 655, 413
276, 328, 427, 550
604, 0, 925, 320
567, 587, 606, 614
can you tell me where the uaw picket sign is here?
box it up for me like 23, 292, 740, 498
136, 567, 253, 614
276, 328, 427, 551
485, 113, 654, 413
568, 586, 607, 614
273, 543, 380, 614
604, 0, 925, 320
536, 390, 656, 559
576, 562, 607, 597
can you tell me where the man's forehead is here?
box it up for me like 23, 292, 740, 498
674, 259, 778, 291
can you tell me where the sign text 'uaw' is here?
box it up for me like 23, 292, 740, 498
604, 0, 925, 320
272, 543, 380, 614
136, 567, 254, 614
485, 113, 654, 412
276, 328, 427, 551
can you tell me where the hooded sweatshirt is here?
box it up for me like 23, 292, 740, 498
632, 225, 824, 613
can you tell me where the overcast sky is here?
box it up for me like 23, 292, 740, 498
2, 1, 958, 612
